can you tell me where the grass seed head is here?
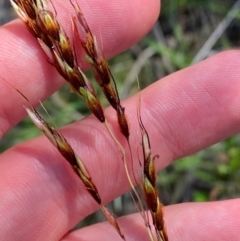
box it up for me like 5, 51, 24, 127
137, 95, 168, 241
11, 0, 108, 125
25, 103, 128, 239
26, 106, 102, 204
72, 2, 131, 140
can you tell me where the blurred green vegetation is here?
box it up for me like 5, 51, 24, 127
1, 0, 240, 226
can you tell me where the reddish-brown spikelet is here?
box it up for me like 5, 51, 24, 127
79, 86, 105, 122
37, 10, 60, 41
116, 105, 129, 140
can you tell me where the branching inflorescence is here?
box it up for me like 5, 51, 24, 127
9, 0, 168, 240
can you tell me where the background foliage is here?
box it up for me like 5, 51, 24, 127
1, 0, 240, 226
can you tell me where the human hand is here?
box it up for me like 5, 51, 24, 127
0, 0, 240, 240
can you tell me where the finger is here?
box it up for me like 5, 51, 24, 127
61, 199, 240, 241
0, 0, 160, 138
1, 51, 240, 240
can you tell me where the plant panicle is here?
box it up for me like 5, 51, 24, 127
9, 0, 168, 240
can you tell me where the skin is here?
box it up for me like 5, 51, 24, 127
0, 0, 240, 240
